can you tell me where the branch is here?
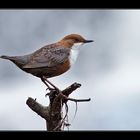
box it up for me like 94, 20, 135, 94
26, 82, 91, 131
63, 96, 91, 102
26, 97, 50, 121
53, 82, 90, 103
62, 82, 81, 96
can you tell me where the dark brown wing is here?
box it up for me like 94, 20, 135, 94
23, 44, 70, 69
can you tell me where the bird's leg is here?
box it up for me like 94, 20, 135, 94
43, 76, 60, 91
41, 76, 61, 98
41, 76, 60, 94
41, 77, 54, 91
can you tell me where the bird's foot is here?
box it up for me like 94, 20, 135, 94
46, 87, 56, 92
45, 87, 55, 97
45, 87, 60, 97
46, 86, 60, 92
45, 92, 51, 97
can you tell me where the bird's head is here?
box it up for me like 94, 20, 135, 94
58, 34, 94, 48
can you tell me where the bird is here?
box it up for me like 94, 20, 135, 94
0, 34, 94, 91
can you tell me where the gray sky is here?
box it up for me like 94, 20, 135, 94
0, 10, 140, 130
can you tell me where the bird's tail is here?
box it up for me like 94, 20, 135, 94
0, 55, 27, 66
0, 55, 11, 60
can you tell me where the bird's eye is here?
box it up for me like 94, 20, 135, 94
75, 39, 79, 42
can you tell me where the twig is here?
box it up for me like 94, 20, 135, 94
60, 92, 91, 102
26, 82, 91, 131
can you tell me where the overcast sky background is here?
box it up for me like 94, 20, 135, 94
0, 10, 140, 130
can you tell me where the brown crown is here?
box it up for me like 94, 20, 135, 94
62, 34, 86, 43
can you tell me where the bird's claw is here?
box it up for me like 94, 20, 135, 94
46, 87, 55, 92
45, 93, 50, 97
45, 87, 57, 97
46, 87, 60, 93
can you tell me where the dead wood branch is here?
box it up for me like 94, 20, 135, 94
26, 82, 91, 131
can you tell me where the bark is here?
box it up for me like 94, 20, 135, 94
26, 82, 91, 131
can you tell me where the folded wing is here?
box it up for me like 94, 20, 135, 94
23, 44, 70, 69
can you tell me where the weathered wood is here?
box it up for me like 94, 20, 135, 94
26, 83, 91, 131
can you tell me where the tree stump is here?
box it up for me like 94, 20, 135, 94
26, 82, 91, 131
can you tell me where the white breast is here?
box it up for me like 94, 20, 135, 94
68, 43, 82, 66
69, 49, 79, 66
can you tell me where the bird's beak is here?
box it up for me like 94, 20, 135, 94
84, 40, 94, 43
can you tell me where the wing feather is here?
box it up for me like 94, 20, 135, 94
23, 44, 70, 68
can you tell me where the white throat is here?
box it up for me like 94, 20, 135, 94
69, 43, 83, 66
